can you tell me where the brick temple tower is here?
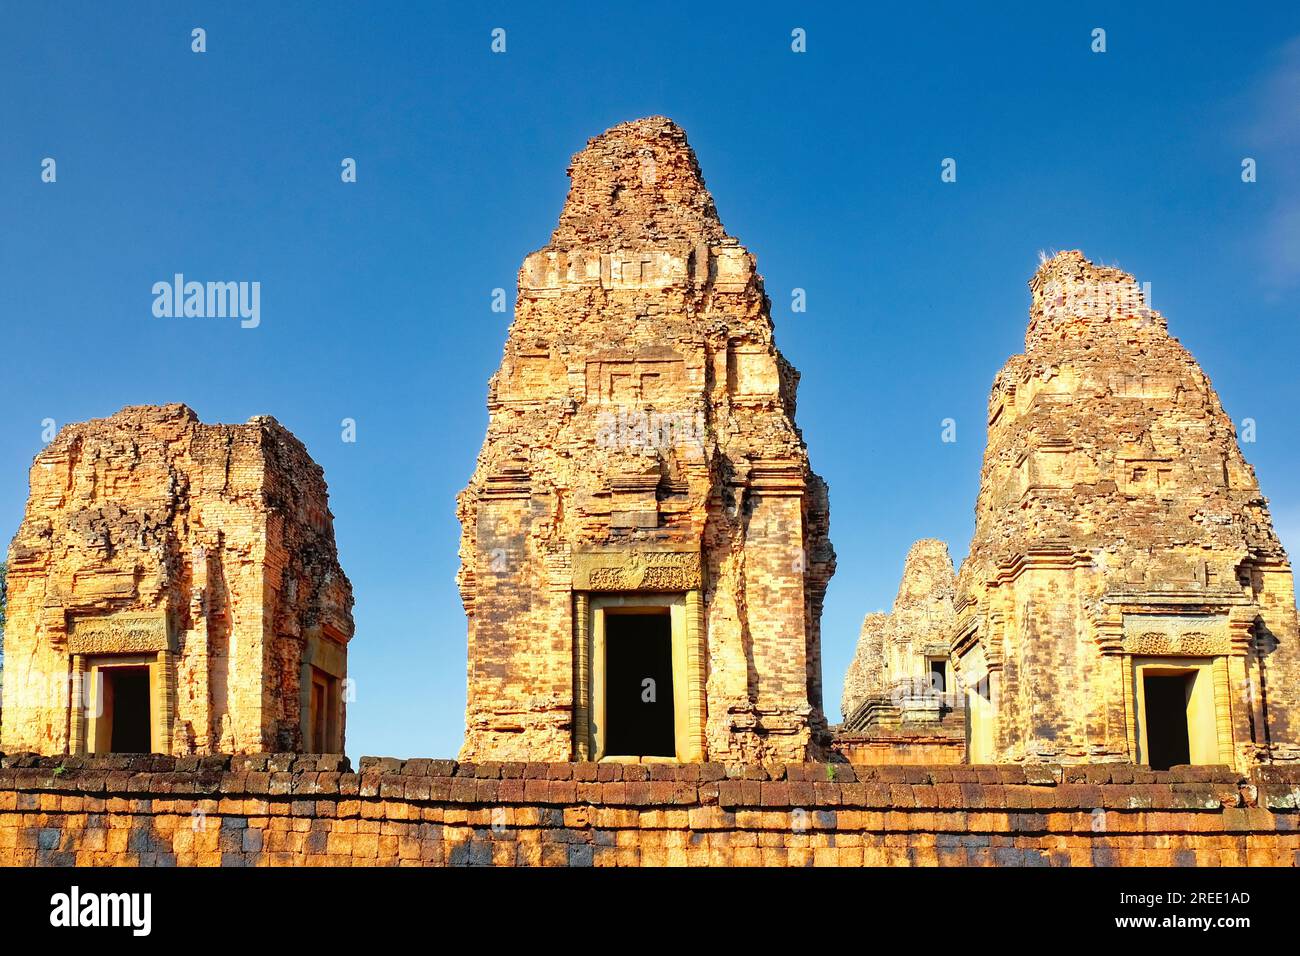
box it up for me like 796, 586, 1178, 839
457, 117, 835, 765
1, 405, 355, 756
953, 252, 1300, 770
838, 540, 965, 764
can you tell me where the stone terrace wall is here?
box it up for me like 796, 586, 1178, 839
833, 732, 965, 766
1, 754, 1298, 867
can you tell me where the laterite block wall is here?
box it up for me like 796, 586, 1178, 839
1, 753, 1298, 866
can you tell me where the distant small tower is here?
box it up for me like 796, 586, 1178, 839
838, 540, 965, 764
1, 404, 355, 756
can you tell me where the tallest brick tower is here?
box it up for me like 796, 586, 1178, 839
457, 117, 834, 765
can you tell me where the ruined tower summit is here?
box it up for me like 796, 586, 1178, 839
458, 117, 835, 764
1, 405, 355, 756
953, 251, 1300, 770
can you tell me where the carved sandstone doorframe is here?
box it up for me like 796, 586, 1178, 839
1115, 612, 1242, 766
67, 612, 175, 755
571, 550, 705, 762
300, 627, 348, 753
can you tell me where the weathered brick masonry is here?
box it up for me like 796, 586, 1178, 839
1, 404, 355, 757
2, 755, 1298, 866
458, 117, 835, 765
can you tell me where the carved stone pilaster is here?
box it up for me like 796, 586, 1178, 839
573, 592, 591, 761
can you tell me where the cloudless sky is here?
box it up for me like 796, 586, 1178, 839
3, 2, 1298, 761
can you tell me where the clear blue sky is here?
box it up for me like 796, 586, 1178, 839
3, 2, 1298, 760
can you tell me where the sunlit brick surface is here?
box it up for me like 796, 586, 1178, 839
1, 405, 354, 755
2, 755, 1297, 867
458, 118, 834, 763
952, 252, 1300, 769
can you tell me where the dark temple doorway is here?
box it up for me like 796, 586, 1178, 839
604, 610, 675, 758
107, 667, 151, 752
1143, 674, 1192, 770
